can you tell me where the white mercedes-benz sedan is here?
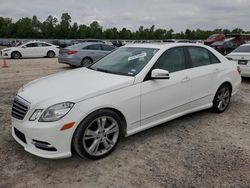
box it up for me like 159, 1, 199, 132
11, 43, 241, 160
1, 41, 59, 59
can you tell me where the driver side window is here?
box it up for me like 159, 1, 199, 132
25, 43, 38, 48
154, 47, 186, 73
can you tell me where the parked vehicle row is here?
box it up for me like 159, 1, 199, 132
11, 43, 241, 160
211, 38, 238, 55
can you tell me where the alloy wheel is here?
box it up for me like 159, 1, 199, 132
82, 116, 119, 156
216, 86, 230, 111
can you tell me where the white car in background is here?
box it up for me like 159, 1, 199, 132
0, 41, 59, 59
11, 43, 241, 160
226, 44, 250, 77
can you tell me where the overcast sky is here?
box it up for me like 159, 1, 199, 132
0, 0, 249, 32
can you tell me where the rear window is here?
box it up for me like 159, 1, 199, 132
188, 47, 211, 67
233, 45, 250, 53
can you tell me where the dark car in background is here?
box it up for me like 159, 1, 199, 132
211, 38, 238, 55
204, 34, 225, 45
58, 42, 115, 67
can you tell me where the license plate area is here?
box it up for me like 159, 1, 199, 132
238, 60, 248, 65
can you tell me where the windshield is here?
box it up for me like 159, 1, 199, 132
89, 47, 159, 76
233, 45, 250, 53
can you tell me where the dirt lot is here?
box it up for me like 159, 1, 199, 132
0, 58, 249, 188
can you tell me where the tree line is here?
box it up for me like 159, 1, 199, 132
0, 13, 249, 40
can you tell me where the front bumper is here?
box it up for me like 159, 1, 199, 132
11, 106, 85, 159
0, 50, 11, 58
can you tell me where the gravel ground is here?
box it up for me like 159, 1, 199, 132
0, 58, 249, 188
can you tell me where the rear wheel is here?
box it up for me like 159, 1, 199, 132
11, 51, 21, 59
81, 57, 93, 67
212, 84, 231, 113
73, 109, 122, 160
47, 51, 55, 58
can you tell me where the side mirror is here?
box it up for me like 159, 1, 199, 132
151, 69, 170, 79
22, 46, 27, 48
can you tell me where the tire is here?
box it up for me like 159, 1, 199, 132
73, 109, 122, 160
47, 51, 55, 58
11, 51, 21, 59
81, 57, 93, 67
212, 84, 231, 113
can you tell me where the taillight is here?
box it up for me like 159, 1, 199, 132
67, 50, 77, 55
237, 65, 241, 74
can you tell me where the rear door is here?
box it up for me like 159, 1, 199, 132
83, 44, 104, 62
187, 46, 222, 108
101, 44, 115, 55
36, 42, 51, 57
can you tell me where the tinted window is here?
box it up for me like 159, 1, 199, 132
101, 45, 114, 51
233, 45, 250, 53
154, 47, 186, 73
188, 47, 211, 67
26, 43, 38, 47
209, 52, 220, 64
38, 43, 51, 47
83, 44, 101, 50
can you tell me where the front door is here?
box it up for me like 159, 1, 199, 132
140, 47, 191, 127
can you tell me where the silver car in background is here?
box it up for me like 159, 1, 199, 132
58, 42, 115, 67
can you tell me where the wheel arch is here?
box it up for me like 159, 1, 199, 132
81, 56, 93, 62
11, 51, 22, 58
47, 50, 55, 56
217, 81, 232, 94
70, 107, 128, 152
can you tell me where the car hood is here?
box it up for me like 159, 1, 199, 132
18, 68, 135, 108
1, 47, 18, 51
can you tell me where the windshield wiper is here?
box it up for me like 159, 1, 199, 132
95, 68, 114, 74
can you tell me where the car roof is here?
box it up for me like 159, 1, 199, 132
24, 40, 52, 45
67, 42, 109, 49
123, 43, 208, 50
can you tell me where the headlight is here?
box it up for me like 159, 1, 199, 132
29, 109, 43, 121
38, 102, 74, 122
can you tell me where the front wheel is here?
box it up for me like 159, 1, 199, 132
212, 84, 231, 113
73, 109, 122, 160
11, 51, 21, 59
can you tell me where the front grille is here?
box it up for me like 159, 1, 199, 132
14, 127, 27, 144
11, 96, 30, 120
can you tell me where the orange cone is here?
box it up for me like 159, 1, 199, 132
2, 59, 8, 68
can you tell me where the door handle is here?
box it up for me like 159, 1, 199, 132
181, 76, 190, 82
213, 68, 220, 72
